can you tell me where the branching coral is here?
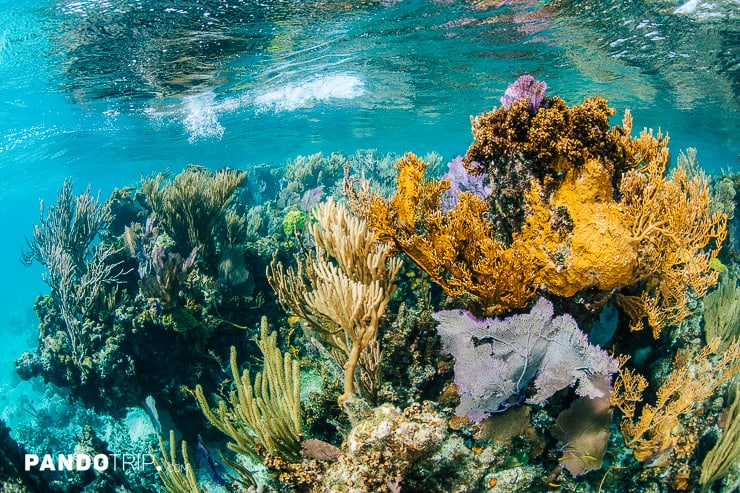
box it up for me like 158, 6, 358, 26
141, 165, 246, 261
21, 180, 125, 377
355, 81, 726, 331
151, 430, 209, 493
703, 273, 740, 352
611, 338, 740, 463
618, 130, 727, 336
267, 197, 401, 405
355, 152, 540, 315
700, 382, 740, 490
195, 317, 303, 463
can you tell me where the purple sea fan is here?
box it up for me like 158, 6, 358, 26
433, 298, 618, 421
500, 74, 547, 112
440, 156, 492, 211
301, 184, 325, 211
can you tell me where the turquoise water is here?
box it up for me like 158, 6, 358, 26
0, 0, 738, 489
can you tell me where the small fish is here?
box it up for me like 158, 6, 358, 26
197, 435, 228, 486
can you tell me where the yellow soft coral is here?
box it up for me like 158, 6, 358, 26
362, 153, 540, 315
617, 120, 726, 337
611, 339, 740, 463
358, 100, 725, 327
520, 158, 639, 297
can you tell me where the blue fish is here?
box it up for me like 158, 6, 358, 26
197, 435, 228, 486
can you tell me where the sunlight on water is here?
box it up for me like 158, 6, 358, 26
181, 90, 225, 142
147, 72, 366, 142
253, 73, 365, 113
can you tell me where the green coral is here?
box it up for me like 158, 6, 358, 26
282, 209, 306, 236
140, 165, 246, 262
195, 317, 303, 463
160, 308, 200, 333
703, 273, 740, 352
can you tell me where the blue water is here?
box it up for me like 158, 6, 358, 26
0, 0, 738, 481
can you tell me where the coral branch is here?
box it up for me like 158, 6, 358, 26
611, 339, 740, 462
267, 198, 400, 405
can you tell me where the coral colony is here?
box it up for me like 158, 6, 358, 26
7, 76, 740, 492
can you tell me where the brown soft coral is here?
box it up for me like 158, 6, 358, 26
465, 96, 623, 175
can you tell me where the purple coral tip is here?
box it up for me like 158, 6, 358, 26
500, 75, 547, 112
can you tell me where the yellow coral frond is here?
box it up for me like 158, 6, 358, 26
618, 131, 726, 337
267, 198, 399, 405
611, 338, 740, 463
195, 318, 303, 463
355, 153, 540, 315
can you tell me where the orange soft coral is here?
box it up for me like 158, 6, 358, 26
618, 130, 726, 336
611, 339, 740, 463
361, 153, 540, 315
357, 92, 725, 327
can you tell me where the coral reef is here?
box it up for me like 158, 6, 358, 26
355, 79, 727, 338
268, 198, 401, 405
13, 79, 740, 493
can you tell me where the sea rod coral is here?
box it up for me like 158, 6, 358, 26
20, 179, 126, 380
268, 197, 401, 405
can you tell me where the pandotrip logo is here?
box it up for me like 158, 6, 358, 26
24, 453, 160, 472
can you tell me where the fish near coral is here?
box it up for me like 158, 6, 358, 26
217, 247, 253, 296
